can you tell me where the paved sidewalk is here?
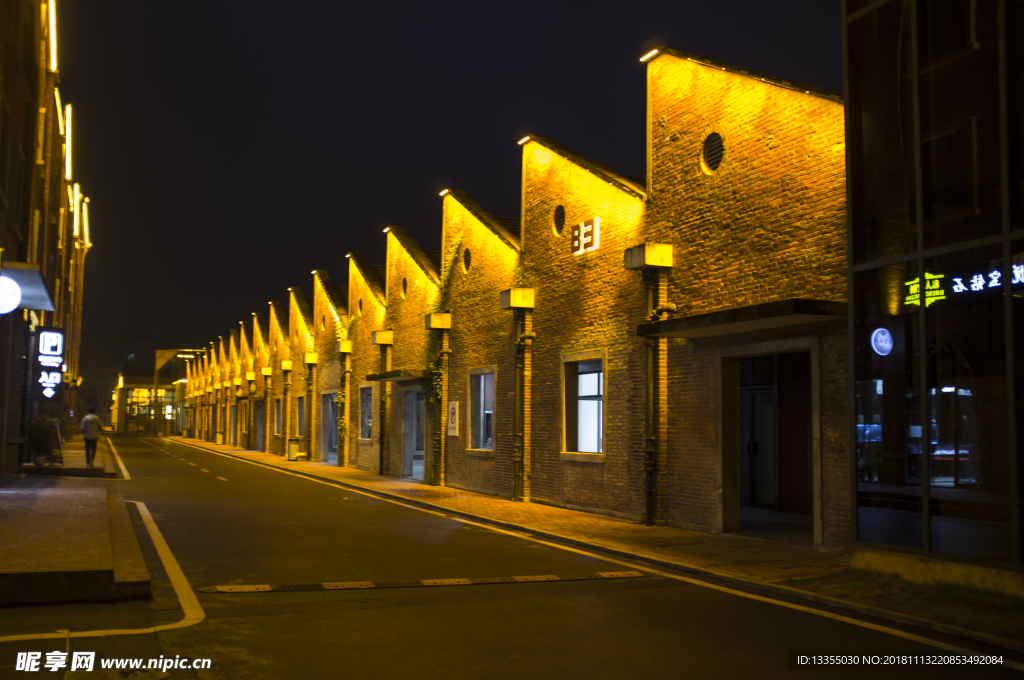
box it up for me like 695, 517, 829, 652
165, 436, 847, 584
19, 435, 116, 478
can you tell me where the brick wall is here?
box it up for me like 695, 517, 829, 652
346, 255, 386, 472
441, 192, 519, 498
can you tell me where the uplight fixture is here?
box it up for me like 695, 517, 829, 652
439, 189, 449, 196
517, 136, 529, 145
639, 49, 659, 62
64, 105, 72, 180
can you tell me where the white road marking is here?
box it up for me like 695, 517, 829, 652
105, 437, 131, 480
216, 477, 229, 481
0, 501, 205, 642
164, 436, 1024, 668
200, 469, 210, 473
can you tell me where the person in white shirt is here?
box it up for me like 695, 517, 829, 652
80, 408, 103, 467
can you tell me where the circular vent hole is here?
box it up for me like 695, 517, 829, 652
702, 132, 724, 173
553, 205, 566, 234
463, 248, 472, 271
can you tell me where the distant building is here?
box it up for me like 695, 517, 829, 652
844, 0, 1024, 570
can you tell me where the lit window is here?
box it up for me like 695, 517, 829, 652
360, 387, 372, 439
565, 359, 603, 453
470, 372, 494, 450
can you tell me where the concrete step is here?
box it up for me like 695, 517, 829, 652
18, 439, 117, 478
0, 487, 150, 605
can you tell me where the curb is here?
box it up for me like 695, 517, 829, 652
167, 437, 1024, 656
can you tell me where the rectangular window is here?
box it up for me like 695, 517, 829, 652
470, 372, 495, 450
564, 359, 603, 453
360, 387, 372, 439
275, 399, 282, 435
297, 396, 305, 435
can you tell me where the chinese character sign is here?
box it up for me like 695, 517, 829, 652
570, 217, 600, 255
34, 328, 65, 400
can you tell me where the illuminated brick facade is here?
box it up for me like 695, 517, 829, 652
184, 47, 850, 549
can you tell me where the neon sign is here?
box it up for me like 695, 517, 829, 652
870, 328, 893, 356
904, 272, 945, 307
951, 264, 1024, 293
36, 329, 64, 400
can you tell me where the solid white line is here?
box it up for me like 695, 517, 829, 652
105, 437, 131, 480
165, 436, 1024, 668
0, 501, 205, 642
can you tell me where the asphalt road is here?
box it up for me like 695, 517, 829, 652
0, 436, 1020, 679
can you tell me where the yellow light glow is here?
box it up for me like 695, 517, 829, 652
54, 89, 64, 135
72, 183, 80, 237
82, 197, 91, 246
48, 0, 57, 72
64, 104, 72, 180
639, 49, 659, 62
439, 189, 449, 196
517, 136, 530, 145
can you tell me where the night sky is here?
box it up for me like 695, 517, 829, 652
59, 1, 842, 339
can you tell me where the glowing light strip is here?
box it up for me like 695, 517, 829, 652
517, 136, 529, 145
639, 49, 659, 62
48, 0, 57, 72
82, 197, 91, 246
72, 183, 80, 237
439, 189, 449, 196
64, 104, 72, 180
54, 89, 64, 135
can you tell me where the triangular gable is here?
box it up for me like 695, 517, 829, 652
445, 190, 521, 251
289, 287, 314, 352
387, 225, 441, 285
348, 253, 386, 306
521, 134, 647, 201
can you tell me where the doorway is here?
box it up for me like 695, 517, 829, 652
402, 390, 426, 480
322, 393, 338, 464
230, 405, 237, 447
255, 402, 265, 451
724, 349, 816, 546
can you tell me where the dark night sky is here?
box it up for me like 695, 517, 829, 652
59, 1, 842, 339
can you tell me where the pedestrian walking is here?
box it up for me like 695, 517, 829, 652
81, 408, 103, 467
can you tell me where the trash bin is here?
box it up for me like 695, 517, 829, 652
216, 432, 224, 445
287, 438, 304, 461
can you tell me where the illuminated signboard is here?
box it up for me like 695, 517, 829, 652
570, 217, 600, 255
904, 272, 945, 307
870, 328, 893, 356
36, 329, 64, 400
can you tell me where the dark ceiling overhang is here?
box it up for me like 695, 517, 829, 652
365, 369, 427, 383
636, 299, 847, 339
2, 262, 55, 312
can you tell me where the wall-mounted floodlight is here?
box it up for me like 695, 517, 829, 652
639, 49, 659, 62
439, 189, 449, 196
517, 136, 529, 145
345, 253, 351, 258
64, 105, 72, 180
383, 227, 390, 233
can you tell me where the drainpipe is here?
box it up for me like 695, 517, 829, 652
378, 343, 388, 474
338, 345, 351, 467
262, 367, 272, 452
282, 361, 292, 455
438, 327, 450, 487
304, 353, 317, 458
624, 243, 673, 527
501, 288, 535, 502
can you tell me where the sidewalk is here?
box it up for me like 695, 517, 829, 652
19, 435, 117, 479
164, 436, 844, 584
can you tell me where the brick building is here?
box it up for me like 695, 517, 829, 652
0, 0, 93, 472
182, 46, 849, 553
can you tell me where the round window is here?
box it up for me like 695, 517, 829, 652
553, 205, 566, 235
702, 132, 724, 174
358, 298, 363, 316
402, 277, 408, 299
463, 248, 472, 271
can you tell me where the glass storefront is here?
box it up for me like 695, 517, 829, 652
848, 0, 1022, 567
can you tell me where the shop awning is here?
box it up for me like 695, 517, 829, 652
1, 262, 55, 312
365, 369, 428, 382
636, 299, 846, 339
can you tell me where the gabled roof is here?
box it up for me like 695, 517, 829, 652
251, 312, 268, 356
446, 189, 521, 251
289, 287, 314, 340
313, 269, 348, 316
522, 134, 647, 200
649, 46, 842, 103
348, 253, 386, 305
268, 301, 288, 345
388, 225, 440, 285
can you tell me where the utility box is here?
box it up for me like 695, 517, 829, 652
338, 340, 353, 354
371, 330, 394, 345
216, 432, 224, 445
287, 438, 305, 461
500, 288, 535, 310
624, 243, 673, 270
425, 312, 452, 330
